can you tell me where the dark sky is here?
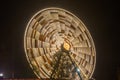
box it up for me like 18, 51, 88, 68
0, 0, 119, 80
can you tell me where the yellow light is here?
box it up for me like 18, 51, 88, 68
63, 42, 70, 51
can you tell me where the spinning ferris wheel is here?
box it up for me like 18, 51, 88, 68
24, 7, 96, 80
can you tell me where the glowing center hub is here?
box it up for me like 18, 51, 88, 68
63, 42, 70, 51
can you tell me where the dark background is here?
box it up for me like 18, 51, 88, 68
0, 0, 119, 80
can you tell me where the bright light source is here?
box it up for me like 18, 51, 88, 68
76, 68, 80, 72
63, 42, 70, 51
0, 73, 3, 77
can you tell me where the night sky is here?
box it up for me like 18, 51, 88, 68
0, 0, 119, 80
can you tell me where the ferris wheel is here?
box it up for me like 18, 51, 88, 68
24, 7, 96, 80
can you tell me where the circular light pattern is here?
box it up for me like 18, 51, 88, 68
24, 7, 96, 79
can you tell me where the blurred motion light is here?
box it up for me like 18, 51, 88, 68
24, 7, 96, 79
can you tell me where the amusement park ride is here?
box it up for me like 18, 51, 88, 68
24, 8, 96, 80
